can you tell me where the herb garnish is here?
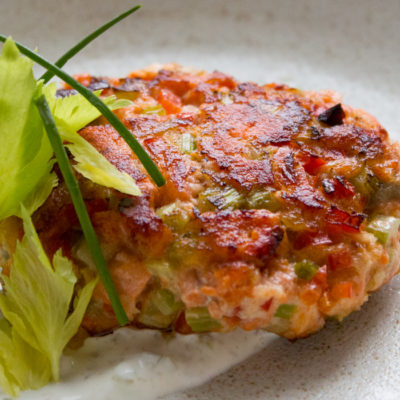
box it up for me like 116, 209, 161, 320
0, 5, 164, 394
0, 33, 166, 187
35, 94, 129, 325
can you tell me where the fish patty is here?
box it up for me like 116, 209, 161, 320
5, 64, 400, 339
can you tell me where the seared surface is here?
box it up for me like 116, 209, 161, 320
30, 65, 400, 338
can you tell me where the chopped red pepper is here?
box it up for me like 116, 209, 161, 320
292, 230, 332, 250
174, 311, 193, 334
303, 155, 326, 175
326, 206, 365, 234
261, 298, 273, 312
157, 88, 182, 114
328, 250, 353, 271
330, 282, 353, 300
322, 177, 355, 198
312, 265, 327, 287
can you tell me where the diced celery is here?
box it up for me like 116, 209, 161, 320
136, 301, 174, 329
146, 259, 175, 281
281, 212, 308, 231
274, 304, 297, 319
197, 187, 221, 211
198, 187, 244, 211
294, 260, 319, 280
367, 215, 400, 245
166, 237, 198, 267
156, 202, 190, 231
181, 133, 197, 154
185, 307, 222, 332
141, 104, 166, 115
218, 188, 244, 209
151, 288, 183, 316
351, 169, 380, 198
137, 288, 183, 328
246, 189, 281, 212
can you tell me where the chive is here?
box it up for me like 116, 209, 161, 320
274, 304, 297, 319
0, 35, 165, 187
181, 133, 196, 154
294, 260, 319, 280
39, 5, 141, 83
35, 95, 129, 326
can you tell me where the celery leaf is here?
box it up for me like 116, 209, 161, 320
44, 82, 132, 132
43, 83, 141, 196
62, 128, 141, 196
0, 207, 97, 395
0, 38, 54, 220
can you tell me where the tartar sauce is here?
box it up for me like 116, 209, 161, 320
3, 328, 272, 400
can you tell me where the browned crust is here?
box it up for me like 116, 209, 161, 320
23, 64, 400, 337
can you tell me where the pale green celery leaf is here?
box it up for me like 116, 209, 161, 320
61, 128, 142, 196
22, 171, 58, 216
0, 324, 51, 397
43, 83, 132, 132
0, 322, 21, 397
42, 82, 139, 195
0, 207, 98, 389
0, 38, 53, 220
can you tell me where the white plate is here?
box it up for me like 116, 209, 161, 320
1, 1, 400, 399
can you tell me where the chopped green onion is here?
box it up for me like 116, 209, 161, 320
185, 307, 222, 332
367, 215, 400, 245
35, 95, 129, 326
151, 289, 183, 316
0, 35, 165, 187
141, 104, 166, 115
246, 189, 281, 211
39, 5, 141, 83
274, 304, 297, 319
294, 260, 319, 280
181, 133, 197, 154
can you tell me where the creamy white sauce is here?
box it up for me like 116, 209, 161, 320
1, 329, 272, 400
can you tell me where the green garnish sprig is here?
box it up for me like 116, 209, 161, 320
0, 34, 165, 187
0, 4, 164, 326
35, 95, 129, 326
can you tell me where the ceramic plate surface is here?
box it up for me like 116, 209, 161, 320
1, 1, 400, 399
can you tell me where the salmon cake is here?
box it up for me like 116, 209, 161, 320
2, 64, 400, 339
